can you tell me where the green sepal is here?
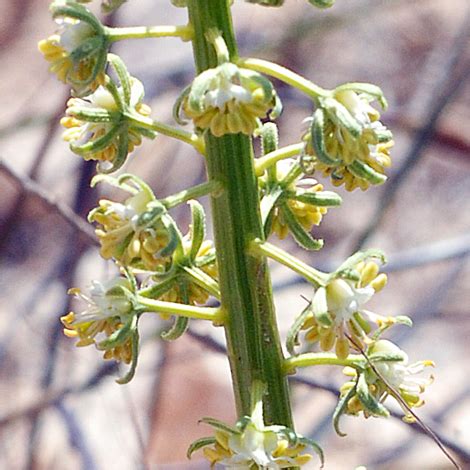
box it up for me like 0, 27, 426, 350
334, 82, 388, 110
281, 202, 324, 251
279, 162, 302, 187
288, 189, 342, 207
116, 329, 140, 384
66, 107, 115, 123
108, 53, 132, 105
375, 128, 393, 143
188, 200, 206, 261
286, 303, 313, 356
348, 160, 387, 185
352, 311, 371, 335
308, 0, 335, 9
186, 437, 217, 459
99, 127, 129, 174
184, 266, 220, 299
369, 351, 407, 364
161, 314, 189, 341
188, 68, 219, 113
333, 384, 357, 436
241, 68, 274, 103
356, 373, 390, 418
69, 123, 121, 156
96, 312, 137, 351
51, 2, 105, 35
322, 97, 362, 138
246, 0, 284, 6
260, 187, 284, 238
199, 417, 240, 435
135, 203, 166, 229
173, 85, 191, 125
332, 249, 386, 280
160, 213, 183, 258
395, 315, 413, 327
311, 108, 341, 166
138, 275, 177, 299
118, 173, 155, 198
299, 436, 325, 466
260, 122, 279, 155
101, 0, 127, 13
69, 35, 104, 63
312, 286, 332, 327
270, 92, 283, 120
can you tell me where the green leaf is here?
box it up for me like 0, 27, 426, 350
281, 202, 324, 251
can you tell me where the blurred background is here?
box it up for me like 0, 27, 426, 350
1, 0, 469, 468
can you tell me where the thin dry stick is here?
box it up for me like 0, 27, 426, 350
0, 159, 98, 245
344, 332, 461, 470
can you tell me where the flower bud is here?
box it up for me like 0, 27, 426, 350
178, 63, 281, 137
61, 76, 155, 172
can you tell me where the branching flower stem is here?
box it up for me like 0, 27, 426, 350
136, 296, 224, 322
284, 352, 364, 375
106, 24, 194, 42
187, 0, 295, 432
238, 57, 328, 100
161, 180, 222, 209
255, 143, 304, 177
249, 239, 328, 287
126, 113, 205, 154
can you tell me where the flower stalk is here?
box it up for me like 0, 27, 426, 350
187, 0, 294, 429
106, 24, 194, 42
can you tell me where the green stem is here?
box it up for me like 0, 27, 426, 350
106, 24, 194, 42
238, 57, 328, 99
161, 180, 222, 209
187, 0, 294, 429
284, 352, 364, 374
137, 296, 224, 322
183, 266, 221, 299
249, 239, 328, 286
126, 113, 205, 154
255, 143, 304, 177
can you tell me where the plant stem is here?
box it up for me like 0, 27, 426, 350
284, 352, 364, 374
106, 24, 194, 42
238, 57, 328, 99
126, 113, 205, 154
161, 180, 222, 208
255, 143, 304, 176
136, 296, 224, 322
187, 0, 294, 428
250, 239, 328, 286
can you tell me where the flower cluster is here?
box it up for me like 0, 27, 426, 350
179, 62, 280, 137
189, 399, 323, 469
260, 158, 341, 250
38, 1, 108, 97
303, 86, 393, 191
88, 175, 176, 271
288, 251, 411, 360
61, 74, 155, 172
337, 340, 434, 425
61, 278, 136, 363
